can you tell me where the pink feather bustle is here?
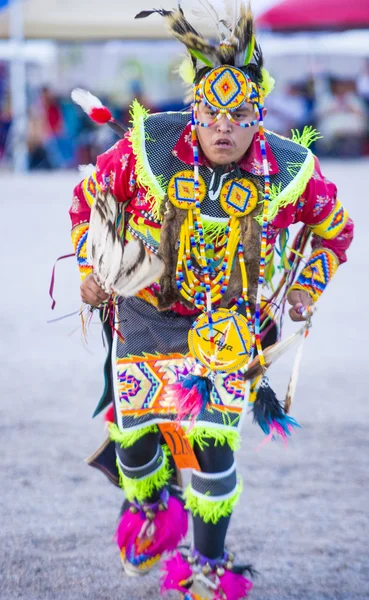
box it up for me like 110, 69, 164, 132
170, 375, 211, 430
171, 382, 206, 429
160, 551, 253, 599
160, 551, 193, 594
216, 569, 253, 600
116, 497, 188, 567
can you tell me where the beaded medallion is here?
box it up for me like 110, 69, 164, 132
202, 66, 249, 110
167, 170, 206, 209
220, 178, 258, 217
188, 309, 252, 372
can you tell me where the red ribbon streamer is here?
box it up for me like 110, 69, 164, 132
49, 253, 75, 310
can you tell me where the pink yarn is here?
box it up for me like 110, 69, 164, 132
115, 497, 188, 561
160, 551, 192, 594
216, 570, 253, 599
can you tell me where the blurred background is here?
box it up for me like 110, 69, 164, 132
1, 0, 369, 171
1, 3, 369, 600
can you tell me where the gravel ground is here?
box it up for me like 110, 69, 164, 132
1, 160, 368, 600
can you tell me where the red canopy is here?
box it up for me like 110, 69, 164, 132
257, 0, 369, 32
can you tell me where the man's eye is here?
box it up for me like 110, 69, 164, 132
206, 110, 217, 117
234, 112, 247, 119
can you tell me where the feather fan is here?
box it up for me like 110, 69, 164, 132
87, 189, 164, 297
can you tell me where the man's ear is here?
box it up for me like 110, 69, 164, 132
262, 107, 268, 119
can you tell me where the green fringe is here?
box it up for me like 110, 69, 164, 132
269, 182, 282, 202
184, 479, 243, 524
109, 422, 159, 448
116, 445, 172, 503
202, 220, 228, 245
185, 426, 241, 452
256, 149, 315, 224
264, 250, 275, 287
129, 100, 166, 220
291, 126, 322, 149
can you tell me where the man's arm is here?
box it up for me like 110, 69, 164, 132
287, 156, 354, 320
69, 134, 137, 306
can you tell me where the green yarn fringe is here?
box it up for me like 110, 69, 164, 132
116, 445, 172, 503
129, 100, 166, 221
109, 422, 159, 448
184, 426, 241, 452
184, 479, 243, 524
256, 149, 315, 225
291, 126, 322, 149
202, 220, 228, 245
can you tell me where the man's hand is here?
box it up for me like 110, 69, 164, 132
80, 273, 109, 307
287, 289, 313, 322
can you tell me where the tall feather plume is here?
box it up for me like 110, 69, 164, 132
135, 8, 222, 67
224, 0, 241, 36
190, 0, 231, 40
135, 3, 261, 73
233, 2, 254, 64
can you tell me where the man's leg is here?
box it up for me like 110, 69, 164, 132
112, 428, 188, 575
161, 439, 253, 599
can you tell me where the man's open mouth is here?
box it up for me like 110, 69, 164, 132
214, 139, 232, 147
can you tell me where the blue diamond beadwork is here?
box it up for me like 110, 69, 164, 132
220, 178, 258, 217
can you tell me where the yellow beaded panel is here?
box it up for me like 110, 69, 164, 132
310, 199, 348, 240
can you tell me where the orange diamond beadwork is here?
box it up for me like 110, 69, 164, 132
202, 66, 248, 110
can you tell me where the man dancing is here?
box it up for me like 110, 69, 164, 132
69, 3, 353, 598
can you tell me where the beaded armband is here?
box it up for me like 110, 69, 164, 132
71, 222, 93, 281
289, 247, 339, 302
309, 199, 348, 240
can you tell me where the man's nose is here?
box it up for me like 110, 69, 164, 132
216, 113, 232, 132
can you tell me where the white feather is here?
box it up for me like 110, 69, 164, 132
223, 0, 241, 35
114, 247, 164, 297
71, 88, 103, 114
78, 163, 96, 179
87, 190, 164, 297
87, 191, 121, 292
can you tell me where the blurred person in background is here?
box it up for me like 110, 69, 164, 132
357, 58, 369, 153
264, 81, 309, 137
68, 3, 353, 599
357, 58, 369, 109
29, 86, 69, 169
315, 76, 367, 157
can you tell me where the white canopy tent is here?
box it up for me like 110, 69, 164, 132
0, 0, 276, 40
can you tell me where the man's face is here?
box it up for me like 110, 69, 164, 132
196, 101, 259, 167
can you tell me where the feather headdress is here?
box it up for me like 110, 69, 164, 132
135, 1, 262, 81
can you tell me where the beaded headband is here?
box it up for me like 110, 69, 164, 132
193, 65, 262, 128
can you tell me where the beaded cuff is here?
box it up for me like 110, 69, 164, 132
71, 222, 93, 281
289, 247, 339, 302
